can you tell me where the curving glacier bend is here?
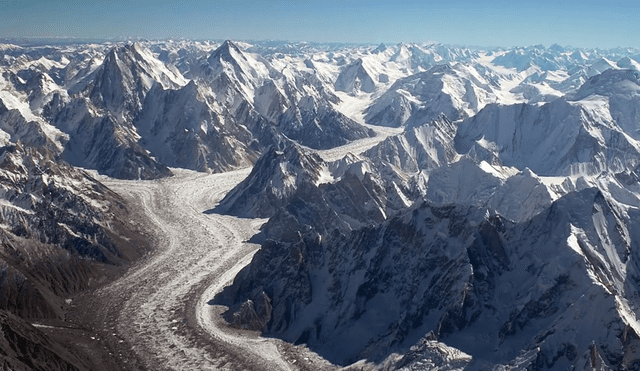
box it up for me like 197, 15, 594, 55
98, 168, 294, 370
94, 132, 393, 371
2, 39, 640, 370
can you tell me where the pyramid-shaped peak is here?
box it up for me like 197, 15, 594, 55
128, 41, 152, 56
268, 140, 323, 167
617, 57, 640, 71
208, 40, 247, 64
335, 57, 376, 94
124, 41, 143, 51
222, 40, 238, 48
427, 63, 455, 75
216, 40, 242, 55
570, 50, 588, 61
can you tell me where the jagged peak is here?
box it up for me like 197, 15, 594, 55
427, 63, 456, 75
102, 44, 138, 71
616, 57, 640, 70
208, 40, 245, 63
128, 41, 145, 52
221, 39, 241, 51
214, 139, 328, 218
104, 42, 154, 66
262, 140, 324, 169
104, 45, 119, 63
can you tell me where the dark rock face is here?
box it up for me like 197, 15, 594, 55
135, 82, 259, 172
364, 114, 457, 173
59, 113, 173, 180
0, 143, 148, 368
216, 140, 415, 240
0, 309, 85, 371
0, 145, 147, 319
217, 188, 640, 368
225, 292, 273, 331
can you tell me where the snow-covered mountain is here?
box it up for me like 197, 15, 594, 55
194, 40, 376, 150
219, 186, 640, 369
365, 63, 497, 128
1, 40, 376, 179
214, 49, 640, 370
334, 58, 377, 95
135, 81, 259, 172
5, 38, 640, 370
3, 39, 639, 179
572, 69, 640, 139
216, 140, 416, 238
363, 114, 458, 173
455, 97, 640, 176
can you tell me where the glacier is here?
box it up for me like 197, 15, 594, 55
2, 38, 640, 370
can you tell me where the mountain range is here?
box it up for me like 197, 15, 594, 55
2, 38, 640, 370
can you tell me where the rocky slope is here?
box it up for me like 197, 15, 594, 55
0, 104, 149, 367
216, 140, 416, 239
4, 39, 640, 370
216, 63, 640, 370
0, 144, 146, 320
218, 186, 640, 369
0, 309, 88, 371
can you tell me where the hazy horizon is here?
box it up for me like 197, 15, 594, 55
1, 0, 639, 49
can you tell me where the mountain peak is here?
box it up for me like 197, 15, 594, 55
334, 57, 376, 95
574, 68, 640, 100
209, 40, 244, 62
222, 39, 238, 49
617, 57, 640, 71
103, 45, 119, 64
373, 43, 386, 54
215, 140, 327, 218
204, 39, 265, 87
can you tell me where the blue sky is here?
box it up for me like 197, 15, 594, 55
1, 0, 638, 48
